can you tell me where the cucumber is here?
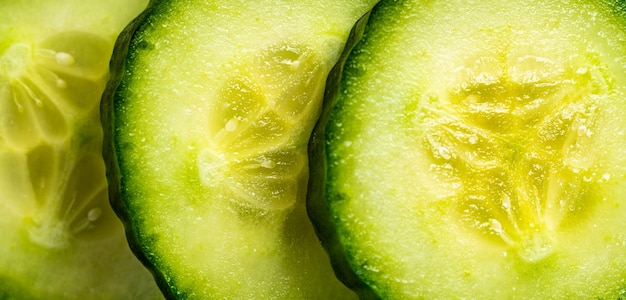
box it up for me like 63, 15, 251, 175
309, 0, 626, 299
0, 1, 163, 299
103, 0, 378, 298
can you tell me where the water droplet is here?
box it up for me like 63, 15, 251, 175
87, 208, 102, 222
261, 160, 275, 169
468, 135, 478, 144
490, 218, 503, 233
501, 194, 511, 209
55, 52, 75, 66
577, 125, 588, 136
225, 119, 238, 132
56, 78, 67, 88
438, 146, 452, 160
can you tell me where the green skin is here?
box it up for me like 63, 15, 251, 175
307, 12, 379, 300
102, 1, 173, 297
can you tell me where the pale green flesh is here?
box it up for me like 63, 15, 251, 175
327, 0, 626, 298
0, 1, 162, 299
114, 0, 377, 299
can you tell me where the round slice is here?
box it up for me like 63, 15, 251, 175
310, 0, 626, 299
0, 0, 163, 299
104, 0, 378, 298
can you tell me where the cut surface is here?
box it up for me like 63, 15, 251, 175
423, 50, 610, 261
197, 44, 323, 211
1, 32, 112, 248
320, 0, 626, 299
0, 0, 162, 298
108, 0, 377, 299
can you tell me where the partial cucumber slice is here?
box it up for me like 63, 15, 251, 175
104, 0, 377, 298
310, 0, 626, 299
0, 1, 162, 299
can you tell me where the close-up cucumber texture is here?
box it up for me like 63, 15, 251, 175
0, 0, 163, 299
103, 0, 377, 299
9, 0, 626, 299
309, 0, 626, 299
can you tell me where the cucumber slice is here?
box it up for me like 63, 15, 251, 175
310, 0, 626, 299
103, 0, 378, 298
0, 1, 163, 299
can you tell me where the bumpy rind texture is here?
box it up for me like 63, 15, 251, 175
307, 11, 380, 300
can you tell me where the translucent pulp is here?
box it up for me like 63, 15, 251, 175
0, 32, 112, 248
420, 53, 610, 261
197, 44, 324, 212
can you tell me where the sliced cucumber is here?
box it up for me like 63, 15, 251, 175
103, 0, 378, 299
0, 1, 162, 299
310, 0, 626, 299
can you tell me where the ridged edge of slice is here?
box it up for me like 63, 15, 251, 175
306, 9, 381, 300
100, 1, 176, 299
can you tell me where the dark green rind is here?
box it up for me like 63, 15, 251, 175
100, 1, 178, 299
306, 10, 380, 300
313, 3, 397, 299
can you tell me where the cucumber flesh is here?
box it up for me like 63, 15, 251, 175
312, 0, 626, 298
0, 1, 162, 299
105, 0, 378, 299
